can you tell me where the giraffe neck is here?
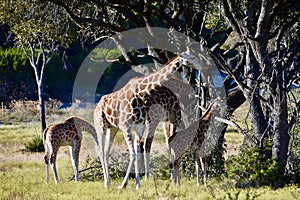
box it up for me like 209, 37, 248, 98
200, 103, 214, 122
139, 56, 183, 89
69, 117, 98, 145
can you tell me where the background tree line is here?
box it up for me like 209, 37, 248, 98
0, 0, 299, 186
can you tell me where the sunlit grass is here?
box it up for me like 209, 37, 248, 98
1, 159, 299, 199
1, 112, 300, 199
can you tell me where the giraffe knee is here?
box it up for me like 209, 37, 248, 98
44, 155, 49, 165
50, 155, 56, 165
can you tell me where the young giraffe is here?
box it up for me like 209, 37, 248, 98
168, 102, 215, 187
43, 116, 98, 184
94, 55, 193, 189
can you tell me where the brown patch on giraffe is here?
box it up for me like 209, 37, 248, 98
106, 106, 112, 116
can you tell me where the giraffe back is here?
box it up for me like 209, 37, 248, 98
43, 120, 79, 147
43, 117, 97, 148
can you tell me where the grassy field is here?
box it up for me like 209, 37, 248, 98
0, 123, 299, 199
0, 105, 300, 199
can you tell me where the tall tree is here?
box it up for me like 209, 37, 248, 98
0, 1, 77, 134
218, 0, 299, 168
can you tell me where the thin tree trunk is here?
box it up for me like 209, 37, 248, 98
37, 81, 46, 136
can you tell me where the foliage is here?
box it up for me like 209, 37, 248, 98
24, 136, 44, 152
226, 143, 284, 188
0, 46, 91, 104
180, 150, 196, 178
179, 147, 225, 182
44, 49, 89, 102
0, 47, 35, 103
0, 1, 76, 45
79, 154, 128, 181
79, 151, 172, 182
286, 124, 300, 184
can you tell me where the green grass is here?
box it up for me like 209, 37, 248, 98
0, 123, 41, 147
0, 160, 299, 199
1, 123, 300, 199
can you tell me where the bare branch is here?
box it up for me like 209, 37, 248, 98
254, 0, 271, 39
49, 0, 124, 32
219, 0, 243, 37
215, 116, 258, 146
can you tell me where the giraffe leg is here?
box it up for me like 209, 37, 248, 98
143, 120, 159, 180
118, 125, 137, 189
103, 128, 112, 187
172, 159, 181, 187
45, 159, 49, 183
144, 135, 153, 180
95, 120, 111, 188
200, 156, 207, 188
69, 139, 81, 182
43, 144, 50, 183
195, 153, 201, 186
135, 123, 145, 189
50, 152, 59, 184
163, 121, 173, 180
134, 131, 142, 189
165, 121, 179, 181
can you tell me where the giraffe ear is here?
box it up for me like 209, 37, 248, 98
178, 55, 189, 66
180, 52, 199, 68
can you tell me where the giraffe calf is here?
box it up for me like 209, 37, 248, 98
43, 116, 97, 184
169, 103, 215, 187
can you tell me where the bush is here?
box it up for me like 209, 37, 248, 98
286, 125, 300, 184
78, 151, 171, 181
225, 143, 283, 187
24, 136, 44, 152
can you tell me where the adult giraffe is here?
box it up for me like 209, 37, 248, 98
94, 55, 195, 189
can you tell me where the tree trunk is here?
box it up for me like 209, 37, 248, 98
272, 67, 290, 168
244, 46, 267, 145
215, 88, 246, 173
37, 81, 46, 136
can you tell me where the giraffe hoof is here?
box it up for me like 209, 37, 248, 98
118, 185, 125, 190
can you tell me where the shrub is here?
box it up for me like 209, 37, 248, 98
180, 150, 196, 178
286, 124, 300, 184
78, 151, 171, 181
24, 136, 44, 152
225, 143, 283, 187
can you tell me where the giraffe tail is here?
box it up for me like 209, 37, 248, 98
42, 127, 49, 165
42, 127, 50, 183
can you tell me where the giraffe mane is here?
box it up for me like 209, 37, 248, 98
200, 102, 214, 121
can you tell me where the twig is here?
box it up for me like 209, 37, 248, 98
215, 116, 258, 146
1, 102, 3, 116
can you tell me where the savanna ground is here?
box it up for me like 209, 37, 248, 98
0, 102, 299, 199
